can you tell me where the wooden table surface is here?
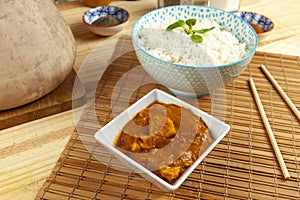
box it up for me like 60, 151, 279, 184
0, 0, 299, 199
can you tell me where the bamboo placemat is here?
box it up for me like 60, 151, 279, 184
36, 51, 300, 200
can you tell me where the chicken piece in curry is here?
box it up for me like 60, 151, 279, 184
114, 100, 212, 184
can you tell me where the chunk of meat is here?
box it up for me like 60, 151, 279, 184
159, 166, 181, 183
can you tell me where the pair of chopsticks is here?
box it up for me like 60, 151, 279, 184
249, 64, 300, 179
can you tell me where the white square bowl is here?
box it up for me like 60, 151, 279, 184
94, 89, 230, 191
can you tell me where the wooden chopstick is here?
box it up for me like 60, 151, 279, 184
260, 64, 300, 121
249, 78, 290, 179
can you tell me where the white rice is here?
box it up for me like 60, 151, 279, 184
137, 19, 247, 66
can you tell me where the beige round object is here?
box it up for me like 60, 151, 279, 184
0, 0, 76, 110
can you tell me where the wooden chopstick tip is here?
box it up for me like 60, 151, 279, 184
260, 63, 266, 69
259, 64, 269, 77
248, 77, 257, 96
284, 172, 291, 180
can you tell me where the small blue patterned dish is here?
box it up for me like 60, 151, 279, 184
132, 5, 258, 98
82, 6, 130, 36
234, 11, 274, 40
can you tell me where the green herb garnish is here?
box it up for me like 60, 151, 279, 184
166, 19, 215, 43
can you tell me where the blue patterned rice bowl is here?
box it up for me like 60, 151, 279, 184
132, 5, 258, 98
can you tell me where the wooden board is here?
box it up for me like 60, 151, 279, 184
36, 51, 300, 200
0, 70, 86, 130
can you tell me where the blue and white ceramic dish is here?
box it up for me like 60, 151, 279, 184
132, 5, 258, 98
234, 11, 274, 40
82, 6, 130, 36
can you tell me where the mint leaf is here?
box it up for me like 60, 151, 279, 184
166, 20, 186, 31
191, 34, 203, 43
193, 27, 215, 34
186, 19, 196, 29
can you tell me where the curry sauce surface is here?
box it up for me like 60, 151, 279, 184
114, 100, 212, 183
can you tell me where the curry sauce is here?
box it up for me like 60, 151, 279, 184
114, 100, 212, 184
